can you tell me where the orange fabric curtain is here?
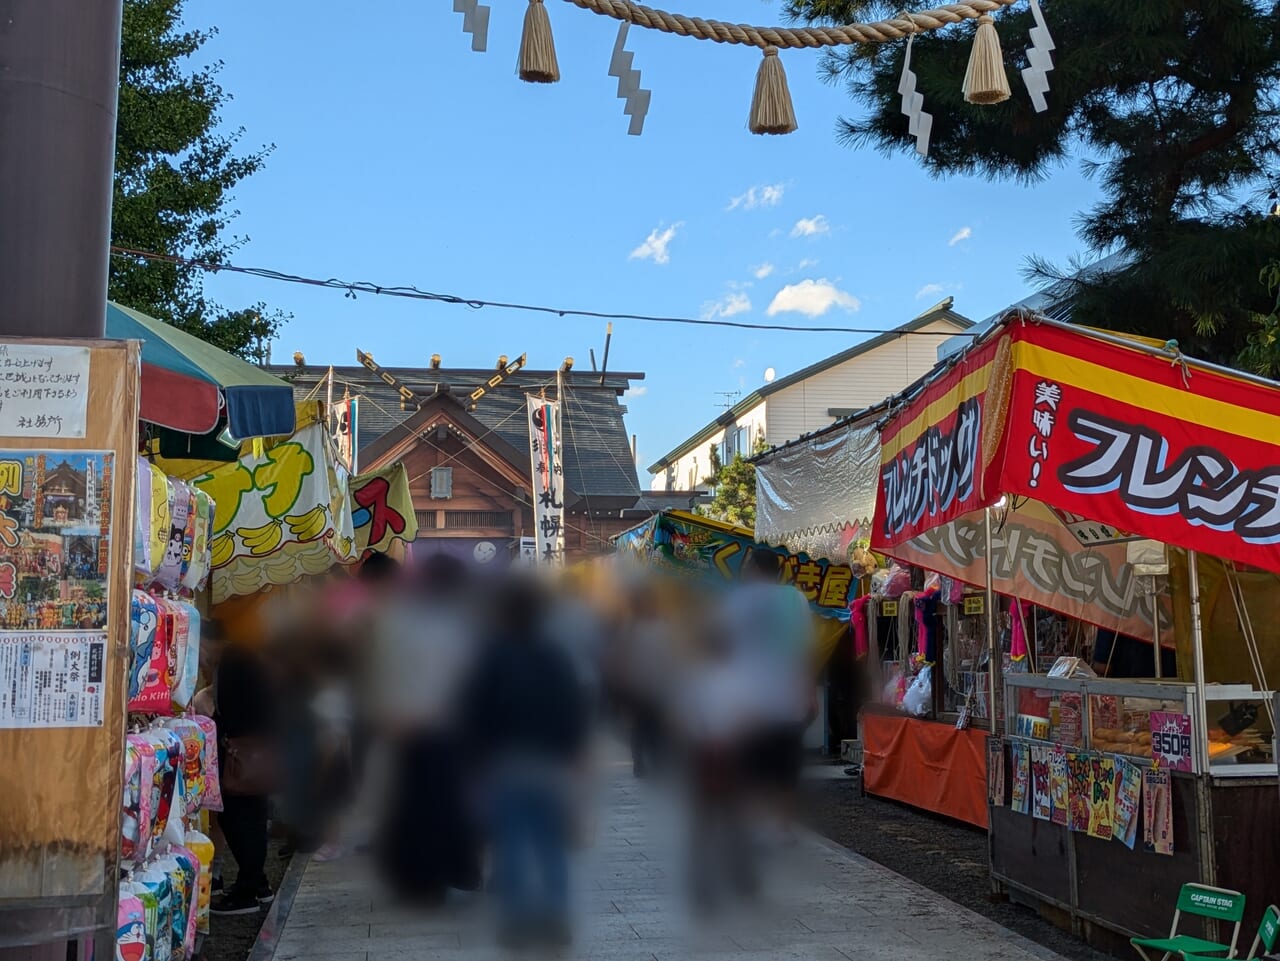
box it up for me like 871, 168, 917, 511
861, 711, 990, 829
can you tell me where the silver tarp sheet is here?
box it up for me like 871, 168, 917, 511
755, 423, 880, 563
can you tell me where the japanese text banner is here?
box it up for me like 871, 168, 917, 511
889, 500, 1172, 644
527, 396, 565, 566
873, 335, 1008, 551
998, 323, 1280, 576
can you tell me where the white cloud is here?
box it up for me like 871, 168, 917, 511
791, 215, 831, 238
728, 183, 786, 211
915, 283, 945, 300
701, 292, 752, 321
624, 385, 648, 398
766, 279, 861, 317
948, 226, 972, 246
732, 358, 746, 368
796, 258, 818, 270
629, 222, 683, 264
752, 262, 775, 280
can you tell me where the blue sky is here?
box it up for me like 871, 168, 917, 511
197, 0, 1101, 474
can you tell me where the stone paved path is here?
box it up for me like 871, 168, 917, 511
267, 755, 1067, 961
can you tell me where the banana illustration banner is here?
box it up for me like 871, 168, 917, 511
194, 421, 356, 604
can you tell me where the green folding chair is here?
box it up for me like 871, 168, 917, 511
1183, 904, 1280, 961
1131, 883, 1247, 961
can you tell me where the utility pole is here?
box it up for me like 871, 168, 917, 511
0, 0, 125, 337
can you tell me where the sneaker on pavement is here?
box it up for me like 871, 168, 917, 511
256, 885, 275, 906
210, 890, 261, 916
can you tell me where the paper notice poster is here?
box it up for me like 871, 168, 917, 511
1011, 742, 1031, 815
1113, 758, 1143, 849
1058, 692, 1083, 748
1066, 753, 1091, 832
1049, 746, 1069, 826
1143, 767, 1174, 856
0, 344, 91, 439
0, 632, 107, 728
1087, 756, 1117, 840
1031, 745, 1052, 821
1150, 711, 1193, 772
987, 736, 1005, 807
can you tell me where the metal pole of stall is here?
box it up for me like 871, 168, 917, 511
985, 506, 1000, 729
1187, 549, 1219, 900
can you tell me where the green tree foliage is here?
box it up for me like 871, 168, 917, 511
786, 0, 1280, 369
110, 0, 286, 358
701, 436, 770, 529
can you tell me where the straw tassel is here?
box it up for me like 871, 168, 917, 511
519, 0, 560, 83
962, 15, 1010, 105
748, 46, 797, 135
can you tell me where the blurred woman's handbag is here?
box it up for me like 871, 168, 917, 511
221, 736, 281, 796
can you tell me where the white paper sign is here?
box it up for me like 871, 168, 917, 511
0, 632, 107, 728
0, 344, 90, 438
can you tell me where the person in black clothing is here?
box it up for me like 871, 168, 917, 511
461, 576, 590, 949
208, 620, 280, 916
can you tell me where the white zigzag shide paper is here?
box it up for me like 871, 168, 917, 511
1021, 0, 1055, 113
897, 35, 932, 157
609, 22, 651, 136
453, 0, 490, 52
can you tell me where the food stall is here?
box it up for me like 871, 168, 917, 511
869, 314, 1280, 949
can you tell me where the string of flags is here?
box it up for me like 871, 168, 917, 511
450, 0, 1056, 145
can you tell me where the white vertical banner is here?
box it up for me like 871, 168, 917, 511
526, 394, 565, 566
331, 393, 357, 474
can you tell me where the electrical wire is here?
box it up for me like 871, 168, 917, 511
109, 245, 982, 338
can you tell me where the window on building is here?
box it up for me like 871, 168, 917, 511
415, 509, 438, 529
429, 466, 453, 499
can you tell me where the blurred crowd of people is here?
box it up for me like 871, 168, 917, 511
197, 547, 817, 949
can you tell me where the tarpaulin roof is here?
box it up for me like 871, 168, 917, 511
108, 302, 296, 439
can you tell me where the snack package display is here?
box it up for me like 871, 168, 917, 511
155, 481, 192, 590
121, 882, 161, 961
191, 715, 223, 812
178, 482, 199, 586
130, 593, 173, 714
117, 890, 149, 961
185, 830, 215, 935
160, 717, 207, 815
149, 467, 174, 575
159, 849, 199, 960
134, 457, 154, 577
182, 490, 213, 591
133, 867, 175, 961
121, 741, 144, 864
160, 600, 200, 712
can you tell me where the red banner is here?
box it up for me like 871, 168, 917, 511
998, 324, 1280, 575
873, 336, 1006, 550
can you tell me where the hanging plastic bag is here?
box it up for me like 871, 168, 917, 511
902, 664, 933, 717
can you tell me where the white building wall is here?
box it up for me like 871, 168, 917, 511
763, 320, 960, 445
650, 401, 767, 492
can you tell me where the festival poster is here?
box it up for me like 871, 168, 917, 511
1143, 767, 1174, 856
1113, 758, 1143, 850
1066, 753, 1092, 832
1049, 746, 1069, 826
1057, 693, 1083, 748
1030, 745, 1052, 821
1010, 742, 1031, 815
1087, 756, 1117, 840
1150, 711, 1193, 772
986, 736, 1005, 807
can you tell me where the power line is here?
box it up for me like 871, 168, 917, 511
108, 245, 978, 338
